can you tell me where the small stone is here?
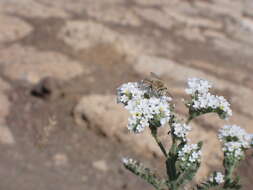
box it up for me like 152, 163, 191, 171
31, 77, 64, 100
0, 126, 15, 145
92, 160, 108, 172
53, 153, 68, 167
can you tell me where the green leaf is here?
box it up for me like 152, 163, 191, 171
123, 158, 167, 190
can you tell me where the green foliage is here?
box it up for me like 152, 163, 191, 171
123, 159, 167, 190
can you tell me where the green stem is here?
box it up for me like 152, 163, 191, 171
226, 164, 235, 180
224, 164, 236, 186
150, 127, 167, 157
170, 181, 178, 190
166, 125, 178, 185
223, 161, 238, 189
186, 115, 194, 125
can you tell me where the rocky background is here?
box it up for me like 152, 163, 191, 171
0, 0, 253, 189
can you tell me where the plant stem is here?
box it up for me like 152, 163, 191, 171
170, 181, 178, 190
223, 161, 237, 189
186, 115, 194, 125
166, 125, 178, 186
226, 164, 235, 180
150, 127, 167, 157
225, 164, 235, 182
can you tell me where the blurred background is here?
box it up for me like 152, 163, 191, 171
0, 0, 253, 189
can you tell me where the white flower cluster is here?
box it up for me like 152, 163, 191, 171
172, 123, 191, 141
117, 82, 172, 133
185, 77, 212, 95
193, 93, 232, 117
122, 157, 137, 165
186, 78, 232, 119
178, 144, 201, 169
117, 82, 144, 104
218, 125, 252, 159
209, 172, 224, 184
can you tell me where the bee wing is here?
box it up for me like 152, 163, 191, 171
150, 72, 162, 80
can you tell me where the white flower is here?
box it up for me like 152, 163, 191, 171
117, 82, 172, 133
122, 157, 136, 165
122, 157, 130, 164
209, 172, 224, 184
172, 123, 191, 141
185, 77, 232, 119
219, 125, 251, 159
222, 142, 244, 158
215, 172, 224, 184
192, 93, 232, 118
117, 82, 144, 104
185, 78, 212, 95
178, 144, 201, 169
219, 125, 251, 149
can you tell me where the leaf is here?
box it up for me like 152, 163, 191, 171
123, 158, 167, 190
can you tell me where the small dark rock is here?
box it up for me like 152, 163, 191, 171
31, 77, 64, 100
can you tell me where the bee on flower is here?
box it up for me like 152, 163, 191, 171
117, 81, 172, 133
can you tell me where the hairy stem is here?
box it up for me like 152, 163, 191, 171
223, 163, 237, 189
166, 123, 179, 188
150, 126, 167, 158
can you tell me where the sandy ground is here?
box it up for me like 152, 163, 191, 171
0, 0, 253, 189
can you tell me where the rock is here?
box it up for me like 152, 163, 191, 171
86, 5, 141, 27
0, 126, 15, 145
134, 8, 174, 29
92, 160, 109, 172
134, 0, 169, 6
53, 153, 68, 167
194, 1, 242, 19
0, 14, 33, 43
58, 20, 180, 59
74, 94, 162, 157
59, 21, 119, 50
36, 0, 123, 15
212, 36, 253, 58
175, 27, 206, 42
162, 8, 223, 29
31, 77, 64, 100
0, 0, 69, 18
0, 45, 86, 84
203, 30, 226, 40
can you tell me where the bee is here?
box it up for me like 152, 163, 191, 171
140, 72, 173, 98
